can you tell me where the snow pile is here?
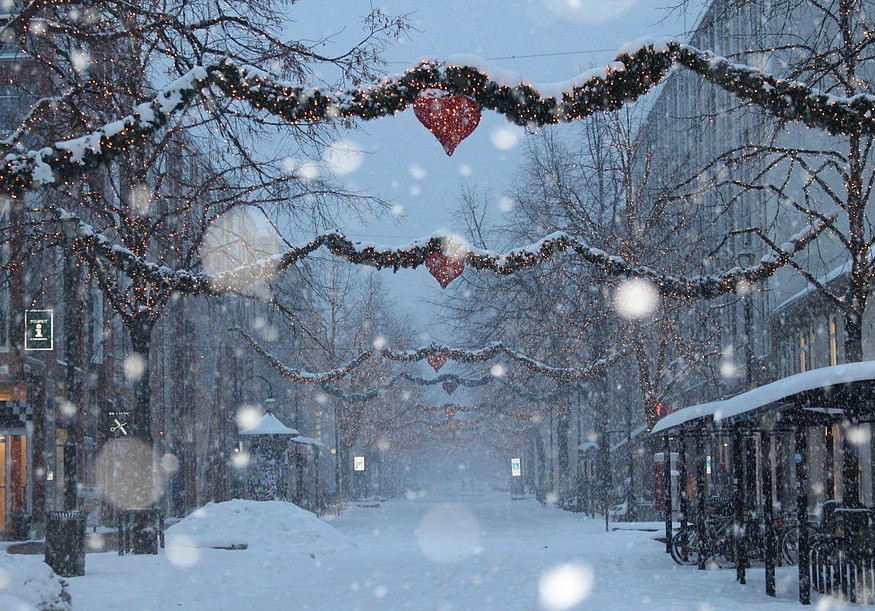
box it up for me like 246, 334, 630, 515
165, 499, 355, 556
0, 552, 71, 611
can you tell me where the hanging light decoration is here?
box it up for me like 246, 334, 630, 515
425, 251, 465, 288
412, 89, 482, 155
427, 353, 447, 372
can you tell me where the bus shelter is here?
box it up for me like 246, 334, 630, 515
652, 361, 875, 604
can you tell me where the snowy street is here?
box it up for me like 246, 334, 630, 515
37, 488, 823, 611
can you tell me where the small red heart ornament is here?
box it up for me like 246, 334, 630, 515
426, 251, 464, 288
427, 353, 446, 372
413, 89, 482, 156
443, 381, 458, 395
445, 406, 457, 418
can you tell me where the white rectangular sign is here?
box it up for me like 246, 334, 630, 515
511, 457, 521, 477
354, 456, 365, 472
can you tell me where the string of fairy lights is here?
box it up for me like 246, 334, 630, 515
5, 41, 875, 196
319, 371, 578, 404
13, 37, 860, 443
233, 327, 623, 385
66, 212, 833, 298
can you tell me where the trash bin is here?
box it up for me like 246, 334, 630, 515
118, 508, 163, 555
10, 511, 31, 540
44, 511, 86, 577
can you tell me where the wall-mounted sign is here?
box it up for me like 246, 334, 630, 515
353, 456, 365, 472
108, 409, 131, 437
511, 457, 521, 477
24, 309, 53, 351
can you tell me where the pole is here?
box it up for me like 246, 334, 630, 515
733, 429, 746, 584
763, 432, 776, 597
663, 436, 672, 553
62, 247, 78, 511
796, 427, 810, 605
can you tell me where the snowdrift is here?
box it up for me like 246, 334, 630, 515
165, 499, 356, 557
0, 552, 71, 611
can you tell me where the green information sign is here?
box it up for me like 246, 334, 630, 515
24, 309, 53, 351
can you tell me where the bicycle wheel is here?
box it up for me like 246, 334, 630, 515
670, 530, 699, 565
779, 525, 799, 566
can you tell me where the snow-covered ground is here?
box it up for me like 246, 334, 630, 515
1, 488, 861, 610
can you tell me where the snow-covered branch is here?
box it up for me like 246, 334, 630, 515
5, 42, 875, 196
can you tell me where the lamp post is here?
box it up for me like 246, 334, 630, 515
60, 215, 80, 511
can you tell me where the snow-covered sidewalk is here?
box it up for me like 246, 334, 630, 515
2, 489, 859, 609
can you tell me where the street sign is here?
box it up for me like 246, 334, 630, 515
511, 457, 521, 477
24, 309, 53, 350
354, 456, 365, 471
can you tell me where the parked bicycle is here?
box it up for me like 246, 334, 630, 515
671, 497, 795, 567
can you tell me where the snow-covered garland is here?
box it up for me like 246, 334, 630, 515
6, 41, 875, 195
320, 373, 493, 404
320, 372, 573, 404
234, 328, 621, 386
69, 214, 832, 299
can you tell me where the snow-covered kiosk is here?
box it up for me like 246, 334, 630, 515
238, 412, 299, 501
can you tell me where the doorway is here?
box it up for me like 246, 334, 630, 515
0, 434, 28, 531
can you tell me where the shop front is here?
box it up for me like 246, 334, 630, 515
0, 400, 33, 536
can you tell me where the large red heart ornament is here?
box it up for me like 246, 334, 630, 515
425, 251, 464, 288
427, 353, 446, 372
443, 381, 458, 396
413, 89, 482, 156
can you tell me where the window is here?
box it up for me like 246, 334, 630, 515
828, 315, 838, 366
0, 85, 23, 135
799, 333, 808, 373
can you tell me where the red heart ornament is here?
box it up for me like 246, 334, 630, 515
443, 381, 457, 395
427, 353, 446, 372
445, 406, 457, 418
425, 251, 464, 288
413, 89, 482, 156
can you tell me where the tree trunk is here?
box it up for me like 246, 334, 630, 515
128, 317, 156, 442
557, 405, 570, 490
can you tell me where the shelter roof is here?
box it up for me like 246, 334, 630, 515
651, 361, 875, 435
238, 411, 301, 436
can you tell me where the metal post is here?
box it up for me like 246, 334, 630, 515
733, 428, 746, 584
678, 434, 688, 533
796, 427, 810, 605
763, 432, 776, 597
664, 436, 673, 553
695, 435, 707, 570
842, 417, 861, 507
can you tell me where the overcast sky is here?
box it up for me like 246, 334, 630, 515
290, 0, 707, 336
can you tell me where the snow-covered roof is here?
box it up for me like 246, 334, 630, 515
238, 412, 300, 436
576, 441, 597, 452
291, 436, 325, 447
774, 257, 850, 312
651, 361, 875, 435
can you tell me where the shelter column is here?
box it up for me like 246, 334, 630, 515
796, 427, 810, 605
762, 432, 775, 597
